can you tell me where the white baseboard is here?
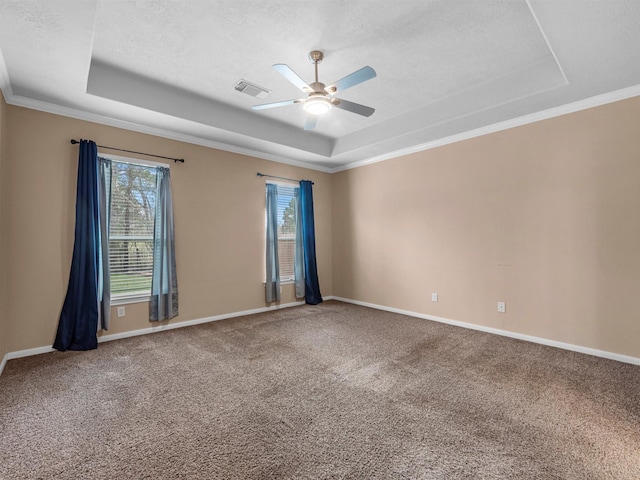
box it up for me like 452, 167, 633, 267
331, 296, 640, 366
98, 300, 305, 343
5, 296, 636, 375
1, 300, 306, 370
5, 344, 56, 361
0, 352, 7, 378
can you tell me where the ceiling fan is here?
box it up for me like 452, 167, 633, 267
252, 50, 376, 130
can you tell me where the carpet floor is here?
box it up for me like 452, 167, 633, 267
1, 301, 639, 479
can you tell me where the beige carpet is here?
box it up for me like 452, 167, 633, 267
1, 301, 639, 479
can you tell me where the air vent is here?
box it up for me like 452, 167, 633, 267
234, 79, 270, 99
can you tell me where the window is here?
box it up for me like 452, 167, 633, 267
107, 159, 158, 300
270, 183, 298, 282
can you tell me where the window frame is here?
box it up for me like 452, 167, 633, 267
100, 153, 169, 305
265, 180, 299, 285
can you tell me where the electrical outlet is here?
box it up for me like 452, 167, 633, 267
431, 293, 438, 302
497, 302, 506, 313
117, 306, 126, 317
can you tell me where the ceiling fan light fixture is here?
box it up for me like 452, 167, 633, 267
304, 96, 332, 115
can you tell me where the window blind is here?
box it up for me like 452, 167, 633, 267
109, 161, 158, 296
274, 184, 297, 282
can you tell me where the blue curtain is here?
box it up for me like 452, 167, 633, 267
150, 167, 178, 321
293, 187, 305, 299
54, 140, 110, 351
299, 180, 322, 305
97, 157, 112, 330
265, 183, 280, 303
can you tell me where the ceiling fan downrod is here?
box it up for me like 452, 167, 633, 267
308, 50, 324, 92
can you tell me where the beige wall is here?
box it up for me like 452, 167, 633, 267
5, 106, 332, 352
0, 91, 7, 361
333, 97, 640, 358
3, 95, 640, 360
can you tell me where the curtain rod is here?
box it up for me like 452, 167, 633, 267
70, 139, 185, 163
256, 172, 313, 185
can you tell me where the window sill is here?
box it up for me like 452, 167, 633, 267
263, 279, 295, 286
111, 294, 151, 306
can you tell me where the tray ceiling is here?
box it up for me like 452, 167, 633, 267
0, 0, 639, 172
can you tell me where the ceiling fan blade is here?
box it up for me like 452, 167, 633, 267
273, 64, 313, 93
304, 115, 317, 131
325, 66, 376, 94
252, 99, 301, 110
332, 98, 375, 117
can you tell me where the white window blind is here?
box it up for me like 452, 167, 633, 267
273, 184, 297, 282
109, 161, 158, 296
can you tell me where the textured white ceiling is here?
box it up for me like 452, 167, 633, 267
0, 0, 639, 171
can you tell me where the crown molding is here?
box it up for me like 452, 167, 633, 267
330, 83, 640, 173
6, 84, 640, 176
3, 93, 334, 174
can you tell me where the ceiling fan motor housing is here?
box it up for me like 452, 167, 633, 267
309, 81, 327, 94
